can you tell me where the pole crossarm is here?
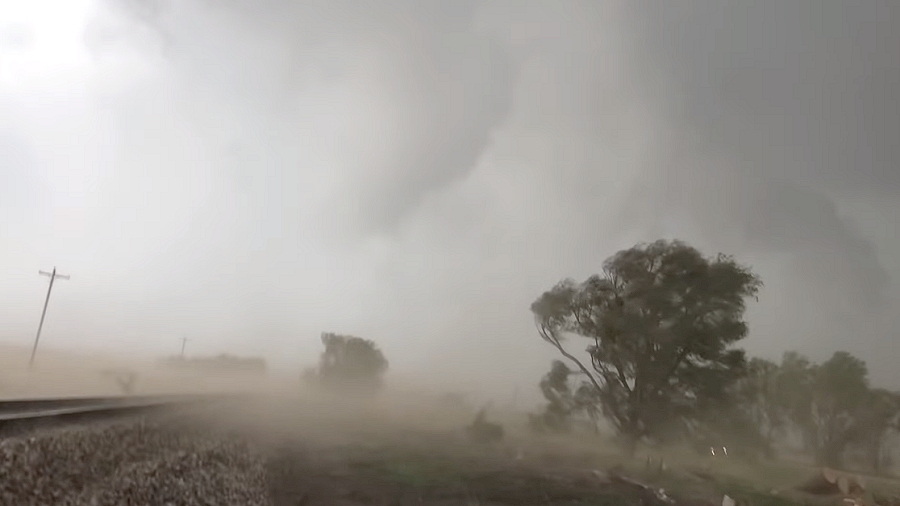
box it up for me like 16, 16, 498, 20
39, 270, 70, 280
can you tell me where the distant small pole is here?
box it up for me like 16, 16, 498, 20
180, 336, 188, 358
30, 267, 70, 368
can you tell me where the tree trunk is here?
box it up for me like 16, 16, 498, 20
621, 433, 638, 457
821, 443, 845, 469
868, 439, 883, 474
619, 422, 641, 457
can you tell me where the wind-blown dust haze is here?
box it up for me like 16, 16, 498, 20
1, 0, 898, 397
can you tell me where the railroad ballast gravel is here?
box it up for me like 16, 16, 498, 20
0, 417, 270, 506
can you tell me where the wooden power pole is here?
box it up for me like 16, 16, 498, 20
29, 267, 69, 368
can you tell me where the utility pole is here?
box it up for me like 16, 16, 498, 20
30, 267, 70, 368
180, 336, 188, 359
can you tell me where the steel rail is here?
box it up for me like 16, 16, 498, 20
0, 393, 250, 434
0, 394, 231, 415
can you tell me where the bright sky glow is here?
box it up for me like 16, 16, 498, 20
0, 0, 96, 89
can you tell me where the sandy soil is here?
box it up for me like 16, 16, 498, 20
0, 343, 276, 399
196, 392, 839, 506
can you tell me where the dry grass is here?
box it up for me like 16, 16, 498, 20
218, 390, 900, 506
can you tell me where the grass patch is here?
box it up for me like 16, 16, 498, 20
345, 447, 472, 488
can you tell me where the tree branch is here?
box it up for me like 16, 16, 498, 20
574, 304, 632, 394
537, 324, 605, 397
652, 345, 691, 396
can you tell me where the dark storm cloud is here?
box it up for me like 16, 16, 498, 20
630, 0, 899, 195
61, 0, 899, 386
102, 0, 516, 238
622, 0, 898, 314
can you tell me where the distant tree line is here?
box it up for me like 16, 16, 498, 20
528, 239, 899, 472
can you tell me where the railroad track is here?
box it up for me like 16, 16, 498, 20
0, 393, 250, 435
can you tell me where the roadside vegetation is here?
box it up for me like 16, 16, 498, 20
528, 240, 899, 476
298, 239, 900, 505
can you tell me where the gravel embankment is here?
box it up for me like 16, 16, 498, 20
0, 417, 270, 506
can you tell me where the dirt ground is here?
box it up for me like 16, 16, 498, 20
4, 344, 899, 506
264, 440, 667, 506
247, 402, 685, 505
201, 393, 869, 506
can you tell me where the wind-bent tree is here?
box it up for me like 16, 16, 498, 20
732, 357, 788, 457
774, 351, 817, 451
852, 388, 900, 473
805, 351, 870, 468
776, 350, 895, 469
530, 239, 762, 452
312, 332, 389, 395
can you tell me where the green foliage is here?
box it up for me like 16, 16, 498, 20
816, 352, 869, 404
310, 332, 389, 395
524, 240, 900, 472
530, 239, 762, 449
774, 352, 816, 424
724, 357, 788, 458
771, 350, 900, 470
742, 358, 784, 431
530, 360, 577, 433
851, 388, 900, 472
530, 360, 606, 434
807, 351, 869, 467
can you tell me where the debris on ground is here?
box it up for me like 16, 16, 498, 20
645, 454, 668, 477
872, 493, 900, 506
608, 467, 676, 505
797, 467, 866, 496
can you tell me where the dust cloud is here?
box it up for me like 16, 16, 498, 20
1, 0, 898, 403
0, 344, 269, 398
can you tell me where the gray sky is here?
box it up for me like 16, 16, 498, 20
1, 0, 897, 396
